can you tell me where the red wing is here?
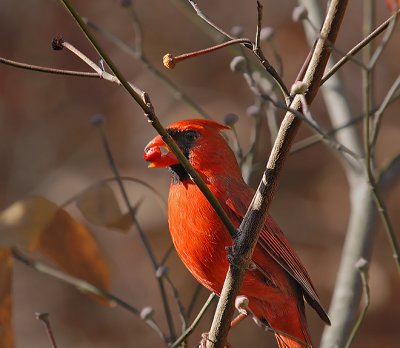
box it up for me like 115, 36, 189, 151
225, 194, 330, 324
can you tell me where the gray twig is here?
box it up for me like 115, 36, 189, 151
171, 293, 216, 348
12, 248, 168, 341
94, 119, 177, 341
36, 313, 58, 348
344, 259, 370, 348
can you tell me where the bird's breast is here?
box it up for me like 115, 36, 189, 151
168, 181, 231, 293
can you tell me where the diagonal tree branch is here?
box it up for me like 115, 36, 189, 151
206, 1, 348, 346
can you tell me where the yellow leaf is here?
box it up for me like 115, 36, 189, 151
0, 248, 14, 348
34, 208, 112, 307
77, 183, 133, 232
0, 197, 58, 248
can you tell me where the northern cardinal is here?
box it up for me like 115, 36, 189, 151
144, 119, 330, 348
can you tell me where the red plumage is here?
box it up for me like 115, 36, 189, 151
144, 119, 330, 348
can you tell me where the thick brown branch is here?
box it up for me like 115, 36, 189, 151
206, 1, 349, 347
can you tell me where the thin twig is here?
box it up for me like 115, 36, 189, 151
36, 313, 58, 348
241, 109, 263, 184
12, 248, 168, 341
171, 293, 216, 348
1, 45, 140, 95
183, 0, 289, 99
290, 85, 400, 155
368, 13, 398, 69
260, 85, 362, 165
304, 17, 366, 70
127, 6, 143, 56
233, 39, 360, 165
60, 176, 167, 212
361, 3, 400, 273
160, 244, 175, 265
0, 56, 99, 77
186, 0, 235, 41
253, 2, 289, 99
344, 260, 370, 348
187, 283, 203, 319
84, 17, 211, 119
229, 122, 245, 164
164, 275, 188, 330
164, 38, 252, 68
370, 75, 400, 148
62, 41, 103, 74
321, 9, 400, 85
94, 120, 177, 341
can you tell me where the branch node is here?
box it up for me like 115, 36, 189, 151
355, 258, 369, 271
51, 36, 64, 50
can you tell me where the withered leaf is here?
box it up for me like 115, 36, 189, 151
34, 208, 112, 306
76, 183, 133, 232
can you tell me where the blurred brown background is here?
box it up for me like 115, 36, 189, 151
1, 0, 399, 347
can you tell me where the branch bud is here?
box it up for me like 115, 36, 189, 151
235, 295, 249, 310
90, 114, 105, 126
51, 36, 64, 50
163, 53, 176, 69
292, 5, 308, 22
155, 265, 169, 278
224, 113, 239, 126
246, 105, 261, 118
230, 56, 246, 73
260, 27, 275, 41
140, 306, 155, 320
355, 258, 369, 272
230, 25, 244, 38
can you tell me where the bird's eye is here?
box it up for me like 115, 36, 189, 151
185, 130, 198, 142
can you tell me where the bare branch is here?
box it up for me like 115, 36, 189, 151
360, 2, 400, 273
171, 293, 216, 348
93, 117, 177, 341
36, 313, 58, 348
206, 1, 348, 346
12, 248, 168, 342
322, 9, 400, 85
343, 259, 370, 348
186, 0, 235, 40
370, 75, 400, 148
0, 56, 99, 77
84, 17, 211, 119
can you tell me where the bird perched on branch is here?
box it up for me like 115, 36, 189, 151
144, 119, 330, 348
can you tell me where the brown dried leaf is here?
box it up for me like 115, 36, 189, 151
0, 196, 112, 306
34, 208, 112, 306
76, 183, 132, 232
0, 197, 58, 248
0, 248, 14, 348
107, 211, 133, 231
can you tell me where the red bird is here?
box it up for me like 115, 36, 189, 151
144, 119, 330, 348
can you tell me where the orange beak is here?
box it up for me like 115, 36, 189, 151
144, 135, 179, 168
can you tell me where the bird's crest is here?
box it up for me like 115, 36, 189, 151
166, 119, 229, 133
